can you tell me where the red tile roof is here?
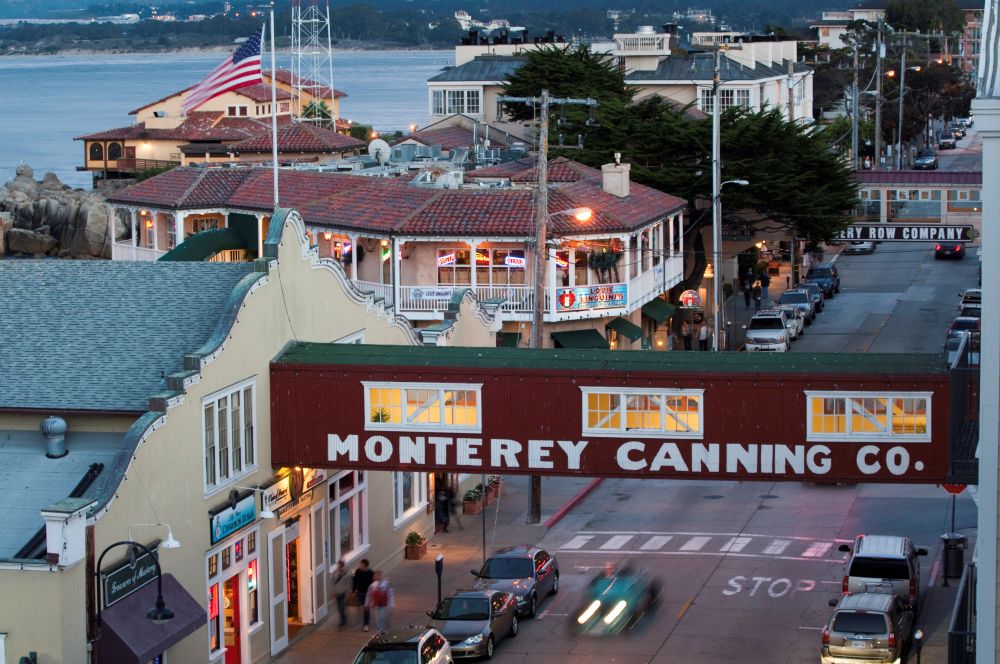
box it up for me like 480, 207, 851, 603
510, 157, 602, 183
300, 179, 439, 232
853, 170, 982, 186
465, 158, 536, 179
128, 78, 290, 115
392, 126, 507, 151
267, 69, 347, 99
235, 122, 365, 153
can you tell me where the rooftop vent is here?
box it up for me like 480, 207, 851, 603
636, 25, 656, 34
41, 415, 68, 459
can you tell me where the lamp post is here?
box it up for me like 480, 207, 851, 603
711, 179, 749, 351
888, 55, 922, 169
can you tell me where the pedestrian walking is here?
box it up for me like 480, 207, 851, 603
332, 559, 352, 627
759, 271, 771, 303
681, 320, 692, 351
743, 279, 752, 307
698, 320, 710, 351
365, 571, 395, 631
446, 483, 464, 530
353, 558, 375, 631
435, 488, 451, 533
752, 281, 762, 310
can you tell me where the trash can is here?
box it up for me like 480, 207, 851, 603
941, 532, 967, 579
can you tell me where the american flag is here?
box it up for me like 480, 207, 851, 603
182, 27, 264, 114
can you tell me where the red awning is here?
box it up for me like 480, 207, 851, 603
96, 573, 204, 664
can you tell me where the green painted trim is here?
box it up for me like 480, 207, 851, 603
605, 316, 643, 341
158, 228, 248, 262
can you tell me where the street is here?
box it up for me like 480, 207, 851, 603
936, 126, 981, 172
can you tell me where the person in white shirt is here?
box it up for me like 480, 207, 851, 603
698, 320, 710, 351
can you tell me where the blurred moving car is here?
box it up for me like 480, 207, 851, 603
777, 289, 816, 324
744, 310, 790, 352
804, 263, 840, 297
938, 131, 957, 149
913, 149, 938, 170
572, 564, 661, 636
948, 122, 966, 138
843, 240, 876, 255
774, 304, 805, 340
821, 593, 914, 664
935, 242, 965, 259
472, 546, 559, 618
838, 534, 927, 611
428, 590, 518, 659
353, 627, 453, 664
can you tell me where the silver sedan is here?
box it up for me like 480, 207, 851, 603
428, 589, 518, 659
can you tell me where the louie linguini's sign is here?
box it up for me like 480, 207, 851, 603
209, 491, 257, 545
327, 434, 933, 481
556, 284, 627, 312
103, 546, 159, 607
836, 224, 973, 242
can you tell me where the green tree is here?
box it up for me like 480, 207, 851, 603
886, 0, 965, 35
302, 100, 333, 129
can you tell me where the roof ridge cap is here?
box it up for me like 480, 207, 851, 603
395, 186, 445, 233
177, 168, 210, 207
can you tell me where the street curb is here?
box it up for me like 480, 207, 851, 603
543, 478, 604, 528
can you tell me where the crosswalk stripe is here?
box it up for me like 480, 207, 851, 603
561, 535, 594, 550
802, 542, 833, 558
640, 535, 673, 550
763, 539, 792, 555
679, 536, 711, 551
719, 536, 752, 553
599, 535, 634, 550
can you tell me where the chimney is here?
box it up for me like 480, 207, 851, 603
41, 498, 95, 567
41, 415, 68, 459
601, 154, 630, 198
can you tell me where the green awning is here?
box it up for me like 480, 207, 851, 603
605, 316, 643, 341
500, 332, 521, 348
551, 329, 610, 349
642, 298, 676, 323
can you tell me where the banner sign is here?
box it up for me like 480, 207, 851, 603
102, 546, 159, 607
835, 224, 973, 242
326, 433, 938, 482
504, 255, 526, 268
556, 284, 627, 312
209, 492, 256, 545
410, 287, 453, 301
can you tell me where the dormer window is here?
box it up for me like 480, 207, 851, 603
227, 106, 249, 117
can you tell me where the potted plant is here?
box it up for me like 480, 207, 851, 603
404, 530, 428, 559
463, 485, 483, 515
487, 475, 504, 498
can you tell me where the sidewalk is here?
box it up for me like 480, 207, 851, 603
915, 528, 977, 663
273, 474, 598, 664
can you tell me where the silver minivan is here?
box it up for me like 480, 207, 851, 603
838, 535, 928, 610
821, 593, 914, 664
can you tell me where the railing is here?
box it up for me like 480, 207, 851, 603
948, 332, 980, 483
208, 249, 248, 263
396, 284, 534, 313
948, 563, 976, 664
111, 241, 166, 262
627, 262, 668, 309
106, 159, 181, 173
352, 279, 394, 307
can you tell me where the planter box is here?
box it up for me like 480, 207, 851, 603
488, 480, 504, 497
463, 498, 483, 515
484, 486, 496, 506
405, 540, 428, 560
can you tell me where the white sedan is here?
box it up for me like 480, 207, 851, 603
842, 240, 876, 255
773, 305, 805, 341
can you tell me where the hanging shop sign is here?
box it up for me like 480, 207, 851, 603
262, 475, 293, 514
302, 467, 327, 492
835, 224, 973, 242
556, 284, 627, 312
102, 544, 159, 607
722, 216, 754, 240
679, 290, 702, 308
209, 491, 257, 545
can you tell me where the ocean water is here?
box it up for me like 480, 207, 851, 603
0, 50, 452, 189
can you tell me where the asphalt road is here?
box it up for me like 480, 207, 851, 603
485, 242, 980, 663
935, 127, 981, 171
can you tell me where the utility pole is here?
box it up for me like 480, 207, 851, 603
874, 18, 884, 172
786, 60, 795, 124
897, 42, 907, 170
712, 47, 722, 351
497, 90, 597, 524
851, 42, 860, 170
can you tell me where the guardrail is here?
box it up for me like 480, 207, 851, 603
948, 563, 976, 664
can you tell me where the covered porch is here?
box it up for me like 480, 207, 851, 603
110, 208, 272, 262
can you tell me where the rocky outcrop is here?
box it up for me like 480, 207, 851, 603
0, 165, 113, 259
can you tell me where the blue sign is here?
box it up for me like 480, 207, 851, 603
209, 492, 257, 545
556, 284, 627, 312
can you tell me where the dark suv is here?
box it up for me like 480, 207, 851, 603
804, 263, 840, 298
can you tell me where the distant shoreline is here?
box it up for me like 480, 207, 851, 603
0, 43, 449, 58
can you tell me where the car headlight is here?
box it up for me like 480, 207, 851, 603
514, 594, 525, 601
603, 600, 628, 624
779, 334, 788, 343
463, 634, 484, 645
577, 600, 602, 624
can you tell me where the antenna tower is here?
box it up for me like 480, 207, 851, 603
291, 0, 337, 127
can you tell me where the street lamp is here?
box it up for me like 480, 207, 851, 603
94, 540, 175, 634
887, 62, 922, 169
711, 179, 749, 351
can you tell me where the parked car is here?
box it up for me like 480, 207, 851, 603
472, 546, 559, 618
958, 287, 982, 308
935, 241, 965, 259
958, 115, 973, 128
353, 627, 453, 664
837, 534, 928, 610
774, 304, 805, 340
804, 263, 840, 297
777, 289, 816, 324
821, 593, 915, 664
947, 316, 980, 341
938, 130, 957, 149
913, 149, 938, 170
948, 122, 966, 138
799, 282, 825, 313
959, 303, 982, 318
744, 310, 790, 352
571, 565, 661, 636
428, 589, 518, 659
843, 240, 876, 255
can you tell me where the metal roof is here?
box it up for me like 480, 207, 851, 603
0, 260, 258, 412
273, 343, 948, 376
625, 54, 810, 83
428, 56, 527, 83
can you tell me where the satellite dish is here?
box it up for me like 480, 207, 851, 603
368, 139, 392, 165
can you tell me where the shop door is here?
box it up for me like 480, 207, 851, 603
224, 575, 242, 664
311, 500, 328, 621
267, 527, 288, 655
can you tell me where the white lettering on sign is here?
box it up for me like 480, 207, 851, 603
326, 434, 924, 479
723, 576, 818, 598
837, 224, 971, 242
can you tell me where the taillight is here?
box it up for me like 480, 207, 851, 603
888, 632, 897, 648
936, 244, 942, 251
842, 575, 849, 594
956, 245, 962, 251
909, 577, 917, 602
822, 627, 830, 644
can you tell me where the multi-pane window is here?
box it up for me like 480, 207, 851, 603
364, 382, 482, 432
431, 89, 482, 116
432, 90, 446, 116
887, 189, 941, 221
393, 471, 427, 525
806, 392, 931, 441
857, 190, 881, 221
203, 379, 257, 490
580, 387, 704, 438
437, 249, 471, 285
947, 189, 981, 212
328, 470, 368, 565
700, 87, 751, 113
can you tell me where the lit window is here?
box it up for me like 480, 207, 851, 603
805, 391, 931, 441
580, 387, 704, 438
328, 470, 368, 564
393, 471, 428, 526
364, 382, 482, 433
203, 378, 258, 491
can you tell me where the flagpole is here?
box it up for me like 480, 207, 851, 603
269, 3, 279, 209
